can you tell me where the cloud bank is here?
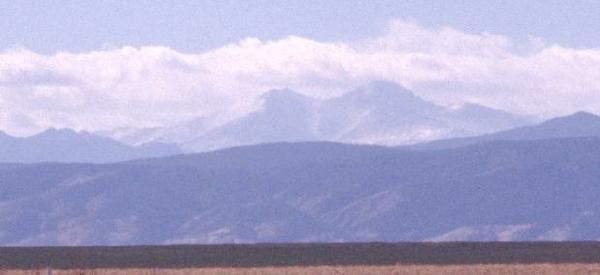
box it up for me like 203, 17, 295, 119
1, 20, 599, 136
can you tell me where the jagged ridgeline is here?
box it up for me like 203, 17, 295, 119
0, 81, 534, 163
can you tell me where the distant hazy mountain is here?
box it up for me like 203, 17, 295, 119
0, 128, 182, 163
185, 89, 320, 151
3, 137, 600, 245
94, 127, 164, 147
129, 81, 533, 152
95, 117, 218, 147
412, 111, 600, 150
316, 81, 532, 145
315, 81, 450, 144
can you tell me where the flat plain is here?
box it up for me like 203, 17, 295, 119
3, 243, 600, 274
4, 264, 600, 275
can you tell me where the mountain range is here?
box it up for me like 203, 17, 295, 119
3, 110, 600, 244
0, 81, 536, 163
0, 128, 181, 163
98, 81, 535, 152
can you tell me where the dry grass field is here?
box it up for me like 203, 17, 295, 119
4, 264, 600, 275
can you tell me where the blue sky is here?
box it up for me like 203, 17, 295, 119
1, 0, 599, 53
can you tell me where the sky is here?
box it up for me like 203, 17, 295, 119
1, 0, 600, 136
2, 0, 600, 53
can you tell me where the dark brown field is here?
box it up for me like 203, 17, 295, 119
2, 242, 600, 270
4, 264, 600, 275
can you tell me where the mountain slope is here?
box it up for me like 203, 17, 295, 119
0, 128, 182, 163
3, 137, 600, 245
186, 89, 320, 152
178, 81, 533, 151
316, 81, 450, 144
412, 111, 600, 150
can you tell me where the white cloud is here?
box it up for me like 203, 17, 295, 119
1, 19, 600, 136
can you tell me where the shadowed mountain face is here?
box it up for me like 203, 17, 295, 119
178, 81, 533, 151
3, 137, 600, 245
0, 129, 181, 163
413, 111, 600, 150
